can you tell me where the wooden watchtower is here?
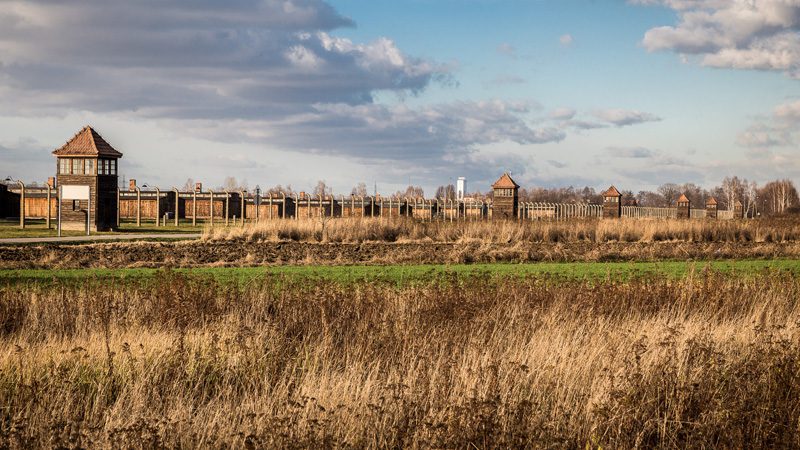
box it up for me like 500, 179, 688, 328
705, 197, 718, 219
602, 186, 622, 218
52, 126, 122, 231
676, 194, 690, 219
491, 173, 519, 219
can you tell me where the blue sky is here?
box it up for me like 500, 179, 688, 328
0, 0, 798, 195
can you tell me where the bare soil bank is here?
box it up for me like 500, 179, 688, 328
1, 240, 799, 269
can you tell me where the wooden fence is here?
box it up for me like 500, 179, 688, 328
1, 183, 748, 229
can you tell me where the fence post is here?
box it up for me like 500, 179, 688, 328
282, 193, 287, 219
173, 188, 179, 227
240, 190, 246, 226
209, 190, 214, 228
46, 184, 51, 229
192, 189, 197, 227
224, 190, 229, 226
155, 187, 161, 227
135, 186, 141, 227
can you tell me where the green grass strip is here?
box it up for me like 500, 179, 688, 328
1, 259, 799, 287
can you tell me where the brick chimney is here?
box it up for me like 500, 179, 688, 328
129, 179, 137, 191
195, 182, 202, 192
47, 177, 55, 189
299, 191, 306, 198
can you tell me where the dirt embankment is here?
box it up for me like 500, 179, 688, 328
1, 240, 799, 269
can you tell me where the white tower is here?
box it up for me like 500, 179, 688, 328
456, 177, 466, 201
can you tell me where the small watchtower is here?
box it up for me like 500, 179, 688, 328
705, 197, 718, 219
676, 194, 690, 219
491, 173, 519, 219
602, 186, 622, 219
53, 126, 122, 231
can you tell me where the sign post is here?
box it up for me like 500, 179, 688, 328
59, 185, 91, 237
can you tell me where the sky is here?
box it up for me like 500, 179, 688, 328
0, 0, 798, 196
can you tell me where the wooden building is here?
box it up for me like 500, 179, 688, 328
602, 186, 622, 219
53, 126, 122, 231
705, 197, 718, 219
676, 194, 691, 219
491, 173, 519, 219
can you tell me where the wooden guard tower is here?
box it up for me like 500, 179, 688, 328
602, 186, 622, 219
491, 173, 519, 219
52, 126, 122, 231
705, 197, 718, 219
676, 194, 690, 219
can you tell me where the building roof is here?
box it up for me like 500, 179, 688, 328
602, 185, 621, 197
492, 172, 519, 189
677, 194, 690, 203
706, 197, 717, 205
52, 126, 123, 158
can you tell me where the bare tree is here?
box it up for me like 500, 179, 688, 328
313, 180, 332, 197
351, 182, 368, 197
435, 184, 456, 200
392, 185, 424, 199
657, 183, 680, 206
265, 184, 294, 196
181, 178, 195, 191
758, 179, 799, 215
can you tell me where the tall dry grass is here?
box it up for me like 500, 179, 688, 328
2, 270, 800, 448
204, 217, 800, 244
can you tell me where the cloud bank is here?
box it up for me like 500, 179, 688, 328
634, 0, 800, 77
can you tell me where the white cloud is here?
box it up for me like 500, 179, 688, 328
559, 34, 574, 46
496, 42, 516, 57
634, 0, 800, 77
549, 107, 576, 120
592, 109, 662, 127
737, 98, 800, 148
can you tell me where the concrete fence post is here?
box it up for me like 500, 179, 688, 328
269, 195, 274, 220
209, 190, 214, 228
192, 190, 197, 227
240, 190, 246, 226
135, 186, 141, 227
173, 188, 179, 227
46, 184, 52, 229
282, 193, 287, 219
224, 190, 229, 226
155, 187, 161, 227
18, 182, 25, 229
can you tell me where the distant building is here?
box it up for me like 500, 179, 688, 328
602, 185, 622, 219
457, 177, 466, 201
53, 126, 122, 231
706, 197, 718, 219
676, 194, 690, 219
491, 173, 519, 219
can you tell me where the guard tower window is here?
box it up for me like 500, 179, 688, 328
84, 159, 95, 175
59, 159, 69, 175
110, 159, 117, 175
71, 159, 82, 175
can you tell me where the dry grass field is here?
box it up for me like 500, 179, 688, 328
2, 269, 800, 448
204, 217, 800, 244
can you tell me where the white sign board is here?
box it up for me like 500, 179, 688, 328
58, 184, 91, 236
61, 185, 90, 200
